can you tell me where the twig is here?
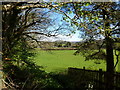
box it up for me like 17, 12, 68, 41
21, 75, 30, 90
2, 79, 16, 89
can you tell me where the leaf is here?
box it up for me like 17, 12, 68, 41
69, 11, 73, 14
86, 3, 90, 6
81, 12, 84, 15
74, 22, 79, 27
63, 17, 67, 21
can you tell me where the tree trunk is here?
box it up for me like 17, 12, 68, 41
102, 8, 115, 89
105, 35, 114, 89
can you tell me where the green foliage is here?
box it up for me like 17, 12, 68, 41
3, 62, 62, 89
64, 42, 71, 47
114, 42, 120, 51
3, 36, 63, 89
2, 3, 63, 88
54, 42, 63, 47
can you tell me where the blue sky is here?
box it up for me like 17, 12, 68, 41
45, 8, 82, 41
38, 8, 82, 42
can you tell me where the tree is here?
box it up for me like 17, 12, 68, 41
2, 2, 70, 59
2, 1, 120, 89
2, 2, 69, 89
54, 41, 63, 47
51, 2, 120, 89
64, 42, 71, 47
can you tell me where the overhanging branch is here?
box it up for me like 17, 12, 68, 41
23, 32, 56, 37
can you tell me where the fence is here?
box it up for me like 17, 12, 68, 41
68, 67, 120, 89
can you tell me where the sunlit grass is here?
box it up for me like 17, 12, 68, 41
34, 49, 107, 72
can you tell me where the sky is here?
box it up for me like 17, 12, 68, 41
39, 8, 82, 42
40, 31, 82, 42
42, 0, 120, 2
29, 2, 120, 42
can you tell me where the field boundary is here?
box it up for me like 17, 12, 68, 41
41, 48, 77, 50
68, 67, 120, 89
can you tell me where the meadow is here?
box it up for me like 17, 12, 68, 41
34, 49, 108, 73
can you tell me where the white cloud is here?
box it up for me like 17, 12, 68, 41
38, 33, 82, 42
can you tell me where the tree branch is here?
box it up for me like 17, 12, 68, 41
114, 49, 120, 68
23, 32, 56, 37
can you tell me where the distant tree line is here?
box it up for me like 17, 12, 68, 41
54, 41, 71, 47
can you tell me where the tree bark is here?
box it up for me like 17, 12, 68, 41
105, 34, 114, 89
102, 8, 115, 89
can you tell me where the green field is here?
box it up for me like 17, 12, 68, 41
34, 49, 108, 72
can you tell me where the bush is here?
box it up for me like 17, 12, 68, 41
3, 62, 62, 89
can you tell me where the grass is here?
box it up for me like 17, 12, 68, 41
34, 49, 107, 73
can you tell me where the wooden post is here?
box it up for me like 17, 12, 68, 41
83, 67, 85, 74
83, 67, 85, 70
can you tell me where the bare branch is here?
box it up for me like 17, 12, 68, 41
2, 79, 16, 89
23, 32, 56, 37
111, 28, 120, 35
21, 75, 30, 90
